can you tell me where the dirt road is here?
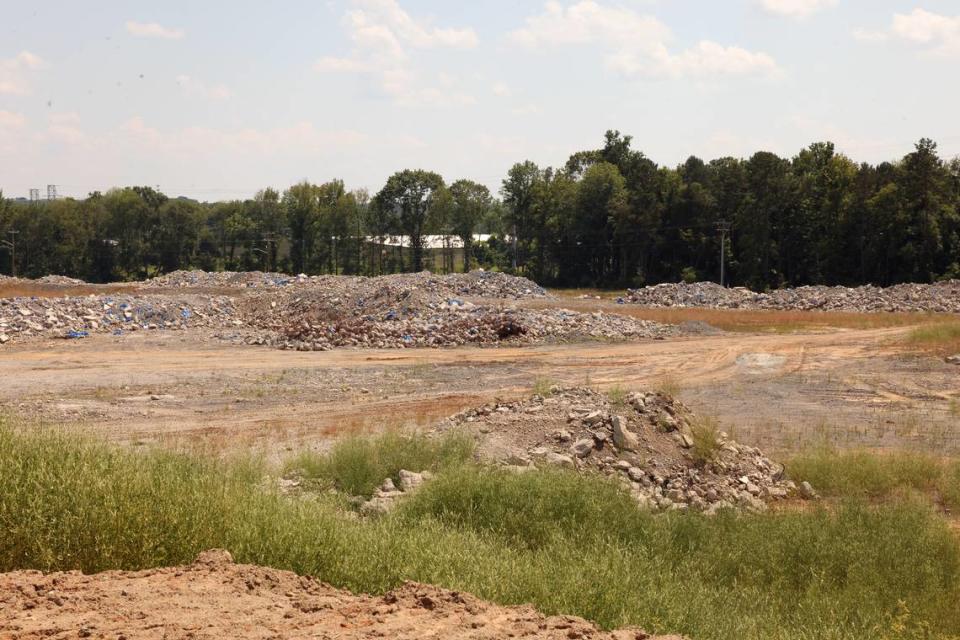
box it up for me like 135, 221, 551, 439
2, 323, 956, 455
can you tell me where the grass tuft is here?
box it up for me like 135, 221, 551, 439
690, 417, 722, 466
284, 430, 474, 497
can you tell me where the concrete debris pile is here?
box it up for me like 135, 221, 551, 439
0, 294, 238, 344
243, 273, 669, 350
359, 469, 434, 515
141, 269, 550, 298
141, 269, 306, 289
626, 280, 960, 313
443, 387, 807, 513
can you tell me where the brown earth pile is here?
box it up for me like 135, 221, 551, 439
441, 387, 809, 512
0, 550, 679, 640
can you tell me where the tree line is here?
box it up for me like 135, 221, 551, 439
1, 131, 958, 289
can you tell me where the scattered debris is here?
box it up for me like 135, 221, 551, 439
626, 280, 960, 313
441, 387, 802, 513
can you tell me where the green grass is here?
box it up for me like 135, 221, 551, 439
786, 448, 960, 510
906, 322, 960, 356
284, 430, 474, 497
691, 416, 722, 466
2, 425, 960, 639
531, 376, 557, 397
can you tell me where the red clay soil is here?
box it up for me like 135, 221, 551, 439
0, 550, 680, 640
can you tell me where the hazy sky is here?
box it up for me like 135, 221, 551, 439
1, 0, 959, 200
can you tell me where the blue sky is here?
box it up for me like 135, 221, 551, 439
1, 0, 959, 200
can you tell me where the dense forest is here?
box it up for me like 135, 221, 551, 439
1, 131, 958, 289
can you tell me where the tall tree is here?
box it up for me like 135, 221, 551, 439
375, 170, 444, 272
449, 179, 491, 272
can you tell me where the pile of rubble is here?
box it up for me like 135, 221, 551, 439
359, 469, 434, 515
0, 294, 238, 344
626, 280, 960, 313
141, 269, 550, 299
244, 275, 669, 350
0, 271, 677, 349
441, 387, 810, 513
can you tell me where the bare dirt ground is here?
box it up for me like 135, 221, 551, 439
0, 550, 674, 640
1, 311, 957, 456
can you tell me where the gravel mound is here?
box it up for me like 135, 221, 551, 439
626, 280, 960, 313
142, 269, 550, 298
243, 274, 669, 350
442, 387, 807, 513
1, 271, 674, 349
0, 294, 238, 343
0, 551, 676, 639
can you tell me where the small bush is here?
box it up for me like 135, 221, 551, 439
531, 376, 556, 397
607, 385, 627, 408
285, 430, 474, 497
690, 417, 722, 466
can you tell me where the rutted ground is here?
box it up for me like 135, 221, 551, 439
0, 322, 957, 456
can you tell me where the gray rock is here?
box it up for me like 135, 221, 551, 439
799, 481, 818, 499
611, 415, 640, 451
545, 452, 575, 468
398, 469, 425, 492
570, 438, 595, 458
946, 354, 960, 365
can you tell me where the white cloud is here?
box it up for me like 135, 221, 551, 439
0, 110, 26, 128
492, 82, 512, 97
855, 9, 960, 56
758, 0, 838, 19
175, 75, 232, 100
314, 56, 374, 73
115, 116, 368, 156
125, 21, 185, 40
0, 50, 46, 95
315, 0, 479, 107
511, 2, 778, 78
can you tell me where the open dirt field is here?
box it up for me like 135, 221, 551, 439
1, 287, 957, 456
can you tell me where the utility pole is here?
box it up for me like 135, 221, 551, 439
2, 229, 19, 277
46, 184, 57, 201
716, 219, 731, 287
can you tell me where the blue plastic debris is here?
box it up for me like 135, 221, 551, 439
66, 330, 89, 339
403, 335, 413, 343
385, 310, 399, 321
181, 308, 192, 319
616, 297, 625, 304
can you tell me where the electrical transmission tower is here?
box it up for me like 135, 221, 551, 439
29, 188, 40, 202
715, 219, 731, 288
47, 184, 58, 201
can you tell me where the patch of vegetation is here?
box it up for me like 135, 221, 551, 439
786, 448, 959, 509
690, 417, 722, 466
655, 375, 682, 397
2, 426, 960, 640
531, 376, 557, 397
284, 430, 474, 497
906, 322, 960, 355
606, 385, 627, 408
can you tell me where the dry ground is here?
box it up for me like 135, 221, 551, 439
0, 551, 672, 640
1, 290, 957, 457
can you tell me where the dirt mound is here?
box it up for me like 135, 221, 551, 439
442, 387, 805, 512
0, 550, 677, 640
626, 280, 960, 313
